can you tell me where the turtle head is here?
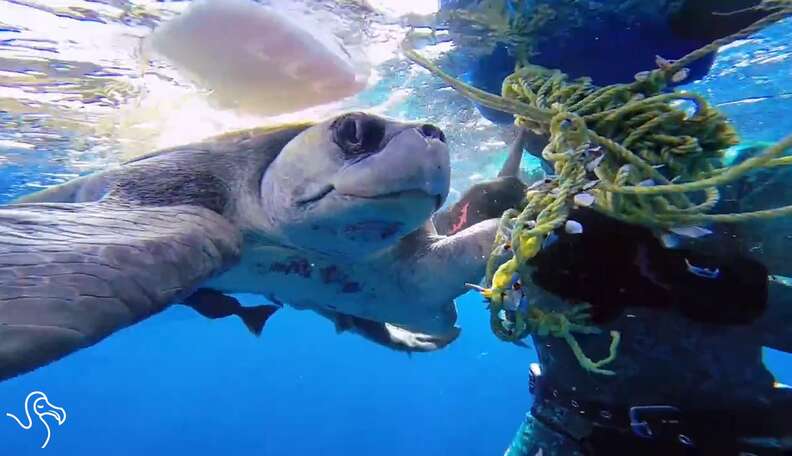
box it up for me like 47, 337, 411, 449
259, 112, 450, 257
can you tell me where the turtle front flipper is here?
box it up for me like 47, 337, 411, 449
0, 202, 241, 381
323, 311, 460, 352
414, 218, 501, 301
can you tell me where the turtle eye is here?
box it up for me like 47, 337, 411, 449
339, 116, 359, 145
333, 113, 384, 157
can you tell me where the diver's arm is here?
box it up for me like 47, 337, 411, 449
434, 129, 531, 236
498, 128, 528, 178
498, 128, 554, 177
756, 282, 792, 353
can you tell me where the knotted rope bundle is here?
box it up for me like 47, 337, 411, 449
404, 1, 792, 374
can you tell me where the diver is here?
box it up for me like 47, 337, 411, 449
433, 127, 541, 235
431, 1, 792, 454
498, 205, 792, 456
432, 120, 792, 456
437, 130, 792, 456
433, 135, 792, 455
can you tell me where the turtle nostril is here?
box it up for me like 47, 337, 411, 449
419, 124, 446, 143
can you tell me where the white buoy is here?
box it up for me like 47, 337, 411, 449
146, 0, 369, 116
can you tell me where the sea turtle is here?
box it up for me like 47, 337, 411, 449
0, 112, 500, 380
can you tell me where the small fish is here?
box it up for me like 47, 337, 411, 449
770, 275, 792, 287
685, 258, 720, 279
659, 232, 682, 249
502, 273, 529, 312
465, 270, 535, 318
669, 225, 713, 239
585, 154, 605, 172
582, 180, 600, 191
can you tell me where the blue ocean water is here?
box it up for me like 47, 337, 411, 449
1, 2, 791, 455
0, 289, 531, 455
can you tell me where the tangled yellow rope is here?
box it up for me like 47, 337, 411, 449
406, 2, 792, 375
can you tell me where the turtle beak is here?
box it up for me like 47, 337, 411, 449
333, 125, 450, 204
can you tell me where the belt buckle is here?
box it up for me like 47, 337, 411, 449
629, 405, 694, 447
